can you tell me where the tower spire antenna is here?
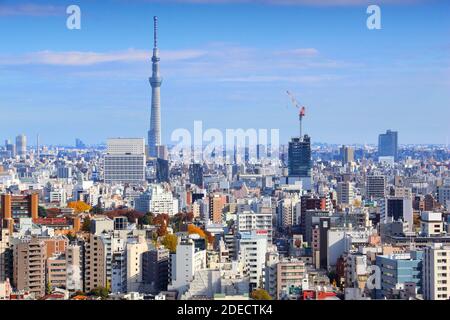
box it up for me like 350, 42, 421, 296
153, 16, 158, 48
148, 15, 162, 158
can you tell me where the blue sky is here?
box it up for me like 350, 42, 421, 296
0, 0, 449, 146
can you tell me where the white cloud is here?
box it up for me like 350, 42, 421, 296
0, 49, 208, 66
218, 74, 342, 83
0, 4, 63, 16
277, 48, 320, 57
1, 43, 353, 85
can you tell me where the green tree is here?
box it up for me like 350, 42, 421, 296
66, 232, 77, 242
88, 287, 109, 299
73, 290, 85, 297
81, 216, 91, 232
38, 206, 47, 218
46, 281, 52, 295
139, 212, 154, 225
90, 205, 104, 215
250, 289, 272, 300
161, 234, 178, 253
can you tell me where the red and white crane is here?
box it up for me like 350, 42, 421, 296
286, 90, 306, 140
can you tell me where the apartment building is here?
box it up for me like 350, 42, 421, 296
47, 254, 67, 289
65, 244, 83, 292
237, 231, 267, 292
236, 210, 273, 243
13, 237, 47, 298
84, 233, 108, 292
423, 244, 450, 300
276, 258, 306, 300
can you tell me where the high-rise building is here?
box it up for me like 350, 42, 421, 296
13, 237, 47, 298
135, 184, 178, 216
15, 134, 26, 157
337, 181, 355, 205
437, 184, 450, 210
381, 196, 414, 231
47, 254, 67, 290
237, 231, 268, 291
75, 138, 86, 149
276, 258, 306, 300
423, 244, 450, 300
376, 251, 423, 299
278, 195, 301, 229
169, 237, 206, 291
148, 16, 163, 158
126, 236, 149, 293
288, 135, 312, 190
209, 194, 226, 224
378, 130, 398, 161
143, 247, 169, 293
5, 140, 15, 158
189, 163, 203, 187
339, 145, 354, 164
84, 233, 108, 292
156, 158, 169, 183
236, 210, 273, 243
0, 226, 12, 283
0, 193, 39, 227
366, 174, 386, 199
104, 138, 146, 184
65, 244, 84, 292
57, 166, 72, 179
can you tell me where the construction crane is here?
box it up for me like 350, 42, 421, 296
286, 90, 306, 140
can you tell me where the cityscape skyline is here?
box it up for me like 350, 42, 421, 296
1, 0, 449, 145
1, 1, 450, 304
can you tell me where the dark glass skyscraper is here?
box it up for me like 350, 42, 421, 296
189, 163, 203, 187
156, 158, 169, 183
288, 135, 312, 177
378, 130, 398, 161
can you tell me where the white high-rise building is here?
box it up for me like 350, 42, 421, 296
236, 210, 273, 243
423, 244, 450, 300
237, 231, 268, 291
278, 195, 301, 229
135, 184, 178, 216
65, 244, 83, 292
337, 181, 355, 205
126, 236, 149, 293
420, 212, 443, 237
104, 138, 146, 184
170, 237, 206, 293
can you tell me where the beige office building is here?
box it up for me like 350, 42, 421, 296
423, 243, 450, 300
66, 244, 83, 292
47, 254, 67, 289
13, 238, 47, 298
276, 258, 306, 300
84, 234, 108, 292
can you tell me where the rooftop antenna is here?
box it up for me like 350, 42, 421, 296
153, 16, 158, 48
36, 134, 40, 159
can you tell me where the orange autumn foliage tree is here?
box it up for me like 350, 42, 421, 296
154, 214, 170, 237
187, 224, 214, 244
187, 224, 206, 238
161, 234, 178, 253
68, 201, 92, 213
